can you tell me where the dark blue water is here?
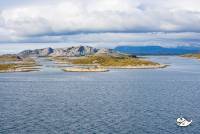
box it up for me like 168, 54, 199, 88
0, 56, 200, 134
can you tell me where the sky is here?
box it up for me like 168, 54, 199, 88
0, 0, 200, 48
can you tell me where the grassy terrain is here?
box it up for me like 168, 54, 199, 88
52, 55, 160, 67
182, 54, 200, 59
72, 55, 159, 66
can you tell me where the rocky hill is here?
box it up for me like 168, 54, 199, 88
17, 46, 136, 58
18, 47, 54, 58
18, 46, 98, 57
50, 46, 97, 57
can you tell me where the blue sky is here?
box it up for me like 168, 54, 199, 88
0, 0, 200, 47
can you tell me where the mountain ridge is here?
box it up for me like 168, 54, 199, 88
17, 46, 136, 58
18, 46, 98, 57
114, 46, 200, 55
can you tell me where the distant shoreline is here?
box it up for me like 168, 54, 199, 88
181, 54, 200, 60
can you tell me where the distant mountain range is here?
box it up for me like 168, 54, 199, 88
114, 46, 200, 55
17, 46, 135, 58
18, 46, 98, 57
15, 45, 200, 57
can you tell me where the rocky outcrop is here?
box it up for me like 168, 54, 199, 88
50, 46, 97, 57
17, 45, 136, 58
17, 48, 56, 57
18, 46, 98, 57
18, 47, 53, 58
40, 47, 54, 56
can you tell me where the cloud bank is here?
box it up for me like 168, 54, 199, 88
0, 0, 200, 47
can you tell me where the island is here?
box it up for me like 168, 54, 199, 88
0, 54, 40, 73
49, 47, 167, 72
182, 54, 200, 60
63, 66, 109, 72
0, 46, 167, 73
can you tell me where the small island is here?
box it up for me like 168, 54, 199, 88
182, 54, 200, 60
0, 54, 40, 73
63, 66, 109, 72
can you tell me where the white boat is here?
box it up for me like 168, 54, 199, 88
176, 117, 192, 127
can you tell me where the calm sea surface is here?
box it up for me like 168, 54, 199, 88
0, 56, 200, 134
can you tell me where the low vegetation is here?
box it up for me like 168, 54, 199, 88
51, 55, 160, 67
72, 55, 159, 66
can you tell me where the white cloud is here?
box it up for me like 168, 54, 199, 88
0, 0, 200, 46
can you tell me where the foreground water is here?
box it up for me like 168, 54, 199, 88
0, 56, 200, 134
